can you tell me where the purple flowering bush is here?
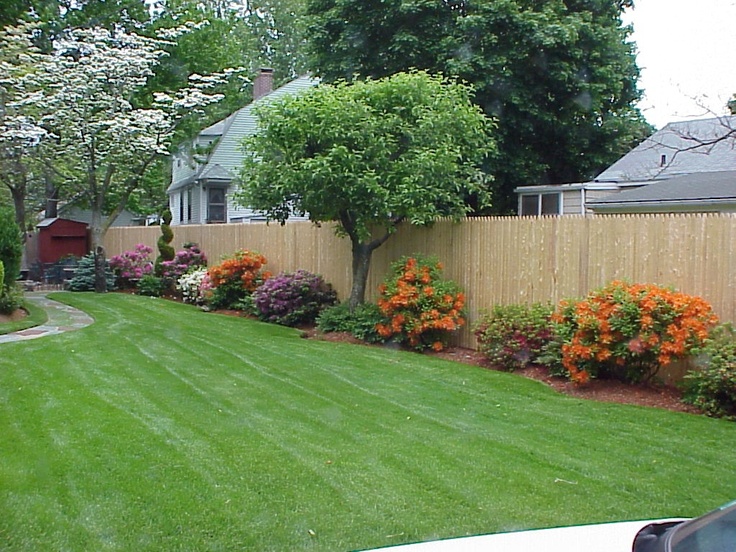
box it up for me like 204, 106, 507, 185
252, 270, 338, 326
473, 303, 554, 371
160, 243, 208, 281
109, 244, 154, 288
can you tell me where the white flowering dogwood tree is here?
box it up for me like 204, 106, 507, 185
4, 23, 232, 291
0, 23, 48, 233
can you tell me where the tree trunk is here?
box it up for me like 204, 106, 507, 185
9, 184, 26, 238
44, 170, 58, 219
89, 213, 108, 293
348, 241, 373, 310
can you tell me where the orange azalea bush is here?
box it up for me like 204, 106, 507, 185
206, 249, 271, 310
550, 280, 718, 384
376, 255, 465, 351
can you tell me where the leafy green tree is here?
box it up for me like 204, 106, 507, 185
305, 0, 651, 212
0, 206, 23, 286
238, 71, 495, 308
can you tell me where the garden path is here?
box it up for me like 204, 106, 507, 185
0, 293, 93, 344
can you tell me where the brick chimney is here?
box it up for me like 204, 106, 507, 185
253, 68, 274, 101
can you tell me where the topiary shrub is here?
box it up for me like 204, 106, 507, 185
316, 302, 386, 343
0, 207, 22, 287
548, 280, 718, 384
207, 249, 270, 310
68, 253, 116, 292
375, 255, 465, 351
155, 210, 175, 276
474, 303, 554, 371
252, 269, 338, 326
682, 324, 736, 419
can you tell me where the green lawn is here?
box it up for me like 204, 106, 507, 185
1, 292, 735, 551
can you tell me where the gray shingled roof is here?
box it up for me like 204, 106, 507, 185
588, 170, 736, 212
596, 116, 736, 182
167, 75, 319, 193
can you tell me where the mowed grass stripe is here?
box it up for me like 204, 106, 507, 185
0, 292, 734, 551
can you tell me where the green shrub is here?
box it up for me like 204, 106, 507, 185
317, 303, 386, 343
0, 283, 23, 315
137, 275, 165, 297
682, 325, 736, 420
68, 254, 116, 292
474, 303, 554, 371
0, 207, 22, 287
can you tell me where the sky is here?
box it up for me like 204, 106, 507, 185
623, 0, 736, 128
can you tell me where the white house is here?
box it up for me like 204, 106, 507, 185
167, 69, 319, 225
514, 116, 736, 215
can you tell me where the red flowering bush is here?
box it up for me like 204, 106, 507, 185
376, 255, 465, 351
474, 303, 554, 371
550, 280, 718, 384
207, 249, 271, 310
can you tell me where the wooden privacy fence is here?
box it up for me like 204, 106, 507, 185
105, 213, 736, 349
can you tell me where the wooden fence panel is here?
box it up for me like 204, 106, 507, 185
105, 214, 736, 348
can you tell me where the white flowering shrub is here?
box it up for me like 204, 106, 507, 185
176, 268, 210, 305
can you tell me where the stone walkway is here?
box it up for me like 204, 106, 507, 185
0, 293, 94, 344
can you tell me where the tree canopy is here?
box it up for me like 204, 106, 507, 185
237, 71, 495, 307
305, 0, 651, 212
2, 24, 230, 290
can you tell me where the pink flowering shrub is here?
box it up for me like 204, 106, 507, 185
160, 243, 208, 281
109, 244, 154, 288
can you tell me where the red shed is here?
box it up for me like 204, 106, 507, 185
36, 218, 89, 264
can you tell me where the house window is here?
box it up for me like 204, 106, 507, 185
519, 193, 561, 216
187, 189, 193, 222
207, 187, 226, 223
179, 193, 184, 223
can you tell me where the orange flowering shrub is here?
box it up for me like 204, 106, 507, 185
375, 255, 465, 351
206, 249, 271, 310
550, 280, 718, 384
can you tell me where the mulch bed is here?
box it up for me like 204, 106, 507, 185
0, 308, 28, 323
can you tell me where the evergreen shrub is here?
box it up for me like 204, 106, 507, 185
68, 254, 116, 291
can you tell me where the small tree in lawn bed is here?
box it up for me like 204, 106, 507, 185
237, 71, 495, 309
